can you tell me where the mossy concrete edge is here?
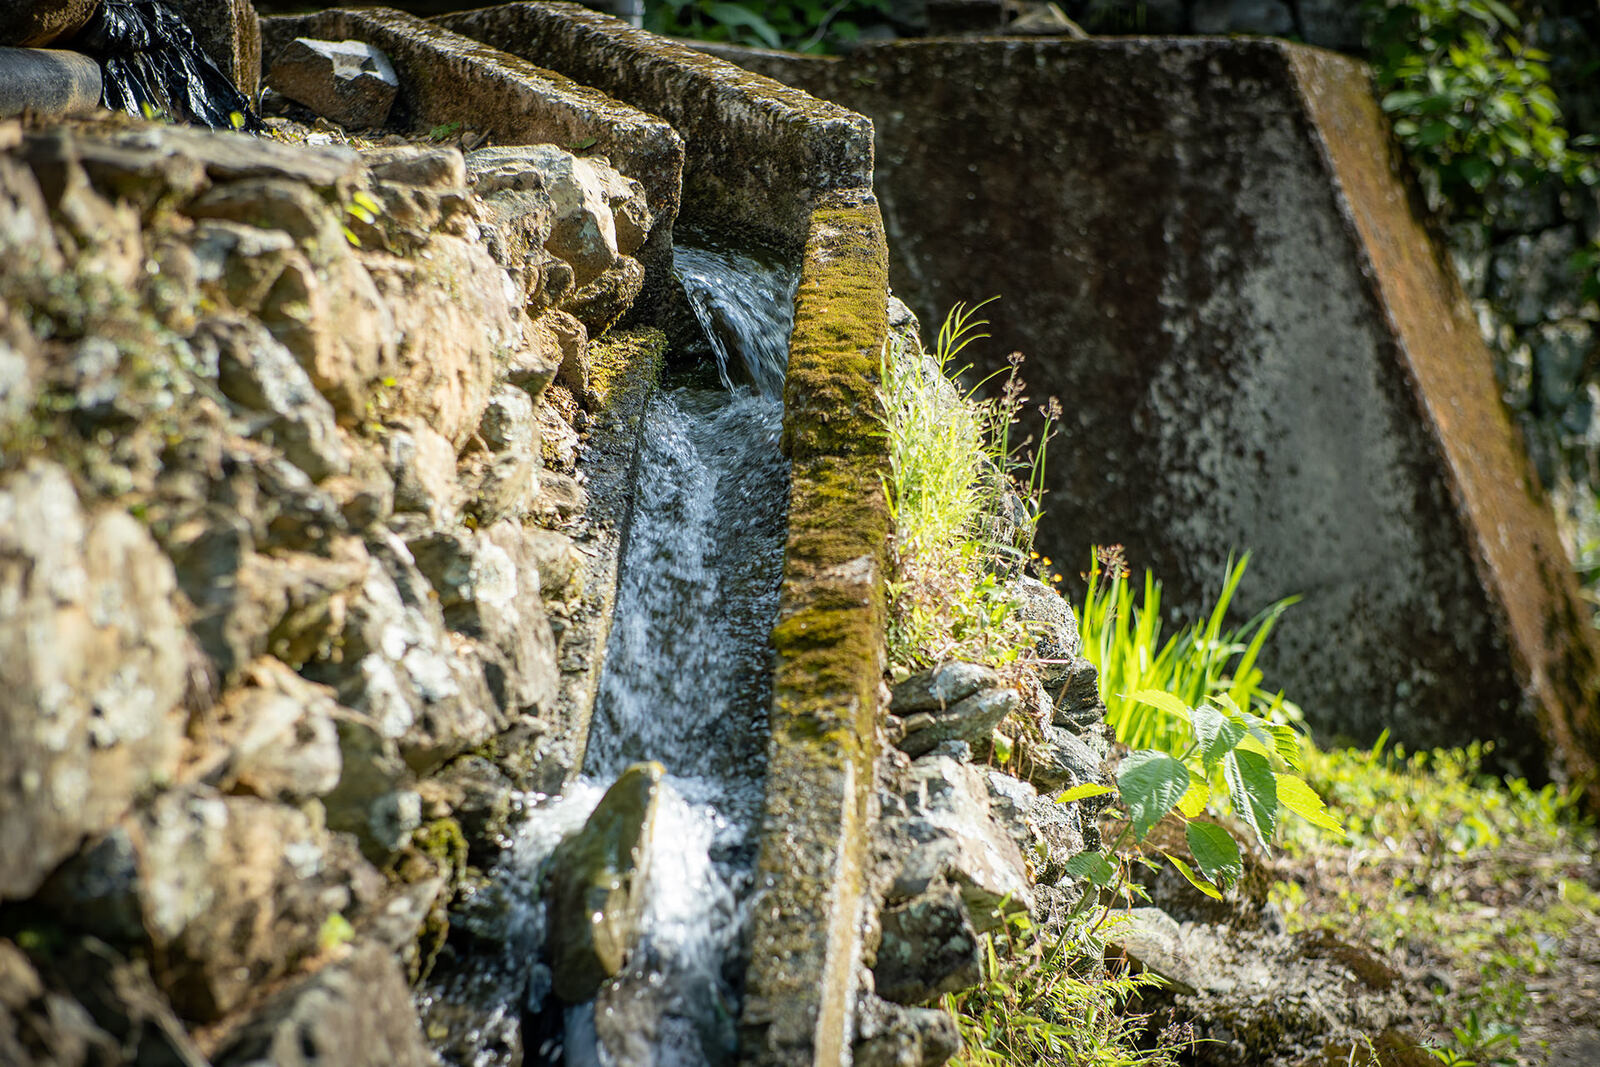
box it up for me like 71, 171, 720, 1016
1286, 46, 1600, 806
740, 189, 891, 1067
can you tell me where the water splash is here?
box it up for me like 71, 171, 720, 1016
674, 243, 797, 398
427, 246, 794, 1067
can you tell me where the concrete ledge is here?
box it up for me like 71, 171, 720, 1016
437, 2, 873, 251
0, 47, 101, 120
260, 7, 683, 302
740, 189, 891, 1067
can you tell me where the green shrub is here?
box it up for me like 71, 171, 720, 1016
1076, 547, 1302, 754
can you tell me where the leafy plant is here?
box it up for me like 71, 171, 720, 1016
1077, 546, 1302, 753
645, 0, 892, 52
1061, 689, 1342, 903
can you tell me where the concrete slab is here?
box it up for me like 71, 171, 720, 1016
709, 37, 1600, 795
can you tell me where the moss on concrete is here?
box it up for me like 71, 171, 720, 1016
587, 325, 665, 412
742, 190, 891, 1067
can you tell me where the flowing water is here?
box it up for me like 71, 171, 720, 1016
423, 244, 796, 1067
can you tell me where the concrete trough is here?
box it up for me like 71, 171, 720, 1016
711, 36, 1600, 798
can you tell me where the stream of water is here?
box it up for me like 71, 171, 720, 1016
424, 244, 796, 1067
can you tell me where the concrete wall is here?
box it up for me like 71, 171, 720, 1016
712, 37, 1600, 789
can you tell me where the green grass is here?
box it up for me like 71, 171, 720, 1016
1076, 547, 1302, 753
943, 911, 1184, 1067
878, 301, 1044, 677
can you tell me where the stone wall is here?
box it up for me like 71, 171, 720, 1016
0, 115, 664, 1063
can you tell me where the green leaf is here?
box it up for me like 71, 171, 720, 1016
1177, 772, 1210, 818
706, 2, 783, 47
1185, 820, 1243, 888
1128, 689, 1193, 725
570, 135, 599, 151
1056, 782, 1114, 804
1192, 703, 1247, 767
1276, 775, 1346, 835
1064, 850, 1116, 887
1163, 852, 1222, 901
1223, 749, 1278, 851
1117, 750, 1191, 839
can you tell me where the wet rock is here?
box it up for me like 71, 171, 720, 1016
213, 941, 434, 1067
873, 885, 981, 1004
853, 996, 961, 1067
0, 461, 192, 902
546, 761, 665, 1003
213, 658, 344, 802
897, 685, 1019, 759
268, 37, 399, 129
203, 313, 351, 481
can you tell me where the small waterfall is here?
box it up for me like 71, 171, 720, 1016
426, 244, 794, 1067
673, 243, 797, 398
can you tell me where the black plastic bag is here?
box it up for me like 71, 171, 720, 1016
73, 0, 262, 132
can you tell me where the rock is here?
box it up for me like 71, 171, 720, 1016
385, 418, 459, 524
464, 449, 541, 526
47, 787, 380, 1021
523, 526, 585, 604
0, 938, 120, 1067
1108, 907, 1199, 996
476, 384, 538, 454
897, 685, 1019, 759
213, 941, 434, 1067
322, 709, 417, 861
166, 0, 262, 98
563, 254, 646, 334
891, 661, 998, 714
1051, 654, 1106, 729
364, 233, 520, 448
467, 144, 652, 288
259, 245, 397, 420
203, 313, 351, 481
1021, 722, 1106, 792
890, 756, 1034, 929
0, 1, 98, 47
309, 528, 502, 773
983, 769, 1087, 885
507, 311, 572, 400
546, 761, 664, 1003
872, 885, 981, 1004
187, 176, 343, 245
854, 996, 961, 1067
537, 471, 589, 521
214, 658, 344, 802
0, 45, 103, 121
0, 461, 192, 902
268, 37, 399, 129
1491, 228, 1583, 326
1008, 576, 1080, 688
545, 310, 591, 397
